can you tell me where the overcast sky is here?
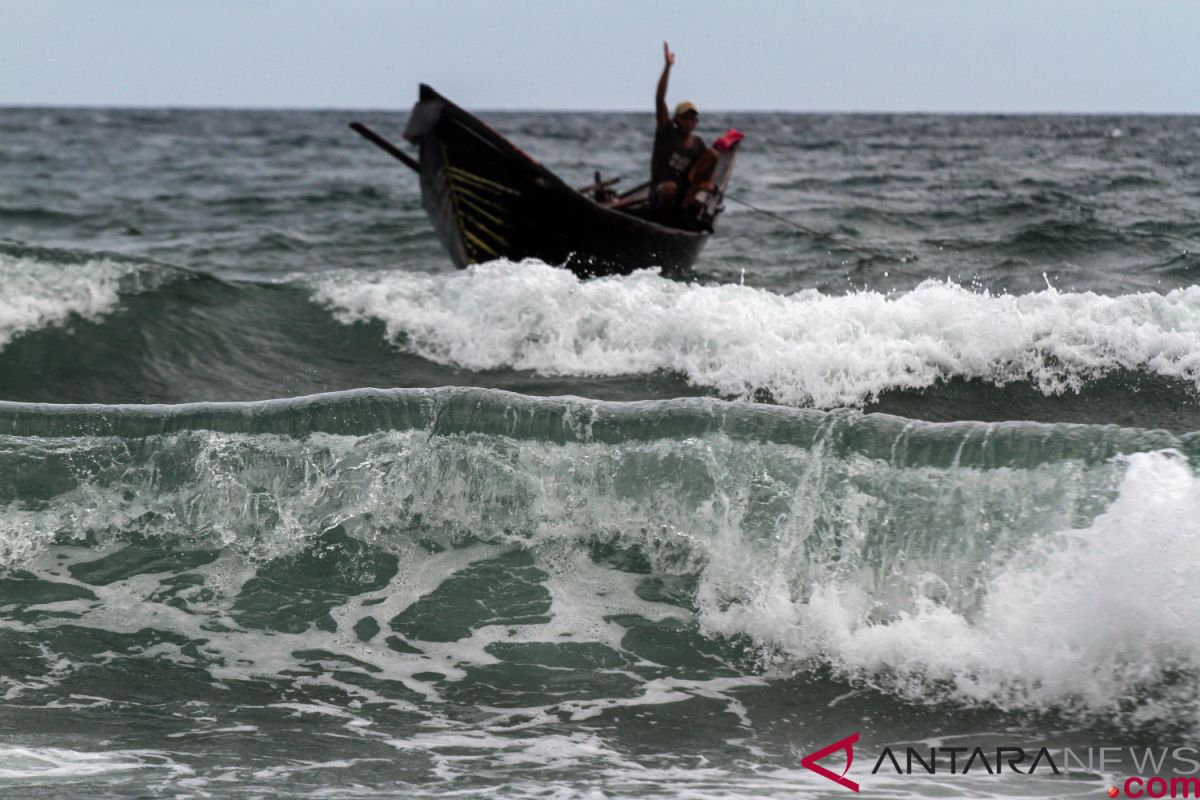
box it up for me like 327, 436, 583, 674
2, 0, 1197, 113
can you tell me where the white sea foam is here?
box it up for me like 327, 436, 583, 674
315, 260, 1200, 406
0, 253, 146, 350
0, 746, 179, 780
3, 414, 1195, 730
701, 449, 1200, 716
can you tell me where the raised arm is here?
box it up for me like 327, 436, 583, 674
656, 41, 674, 127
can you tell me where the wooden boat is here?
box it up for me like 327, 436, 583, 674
351, 84, 740, 277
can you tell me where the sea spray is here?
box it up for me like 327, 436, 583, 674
2, 389, 1197, 725
701, 449, 1200, 714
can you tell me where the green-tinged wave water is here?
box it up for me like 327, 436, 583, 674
3, 388, 1198, 706
5, 246, 1200, 434
3, 389, 1199, 796
1, 386, 1196, 460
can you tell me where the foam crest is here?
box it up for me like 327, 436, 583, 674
703, 450, 1200, 718
315, 261, 1200, 406
0, 252, 157, 350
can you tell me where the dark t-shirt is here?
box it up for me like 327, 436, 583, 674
651, 122, 706, 185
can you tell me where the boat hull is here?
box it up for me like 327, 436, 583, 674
403, 85, 711, 277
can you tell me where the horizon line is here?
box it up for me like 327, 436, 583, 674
3, 101, 1200, 117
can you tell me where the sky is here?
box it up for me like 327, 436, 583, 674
2, 0, 1198, 113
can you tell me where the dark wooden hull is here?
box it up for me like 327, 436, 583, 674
402, 84, 711, 277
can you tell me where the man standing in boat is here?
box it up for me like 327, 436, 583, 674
652, 42, 718, 227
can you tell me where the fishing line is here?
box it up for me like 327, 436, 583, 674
724, 194, 828, 238
724, 194, 893, 261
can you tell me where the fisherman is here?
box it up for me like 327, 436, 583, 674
651, 42, 718, 227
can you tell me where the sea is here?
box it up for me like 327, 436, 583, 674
1, 105, 1199, 799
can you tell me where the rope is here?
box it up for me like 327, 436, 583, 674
724, 194, 894, 261
724, 194, 829, 239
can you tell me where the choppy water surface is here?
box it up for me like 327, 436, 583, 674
2, 106, 1200, 798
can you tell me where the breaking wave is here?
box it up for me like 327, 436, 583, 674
315, 261, 1200, 407
2, 387, 1198, 727
0, 245, 183, 350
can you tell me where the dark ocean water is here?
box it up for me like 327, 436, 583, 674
2, 105, 1200, 798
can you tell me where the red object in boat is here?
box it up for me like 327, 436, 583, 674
714, 128, 744, 152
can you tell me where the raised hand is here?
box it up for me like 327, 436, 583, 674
663, 41, 675, 67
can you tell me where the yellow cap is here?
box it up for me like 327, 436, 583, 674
674, 101, 698, 118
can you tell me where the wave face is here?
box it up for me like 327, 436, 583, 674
316, 261, 1200, 407
4, 388, 1199, 798
8, 248, 1198, 435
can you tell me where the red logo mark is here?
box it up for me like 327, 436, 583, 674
801, 732, 860, 793
1107, 787, 1119, 798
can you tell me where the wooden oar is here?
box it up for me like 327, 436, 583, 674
349, 122, 420, 173
576, 176, 621, 195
